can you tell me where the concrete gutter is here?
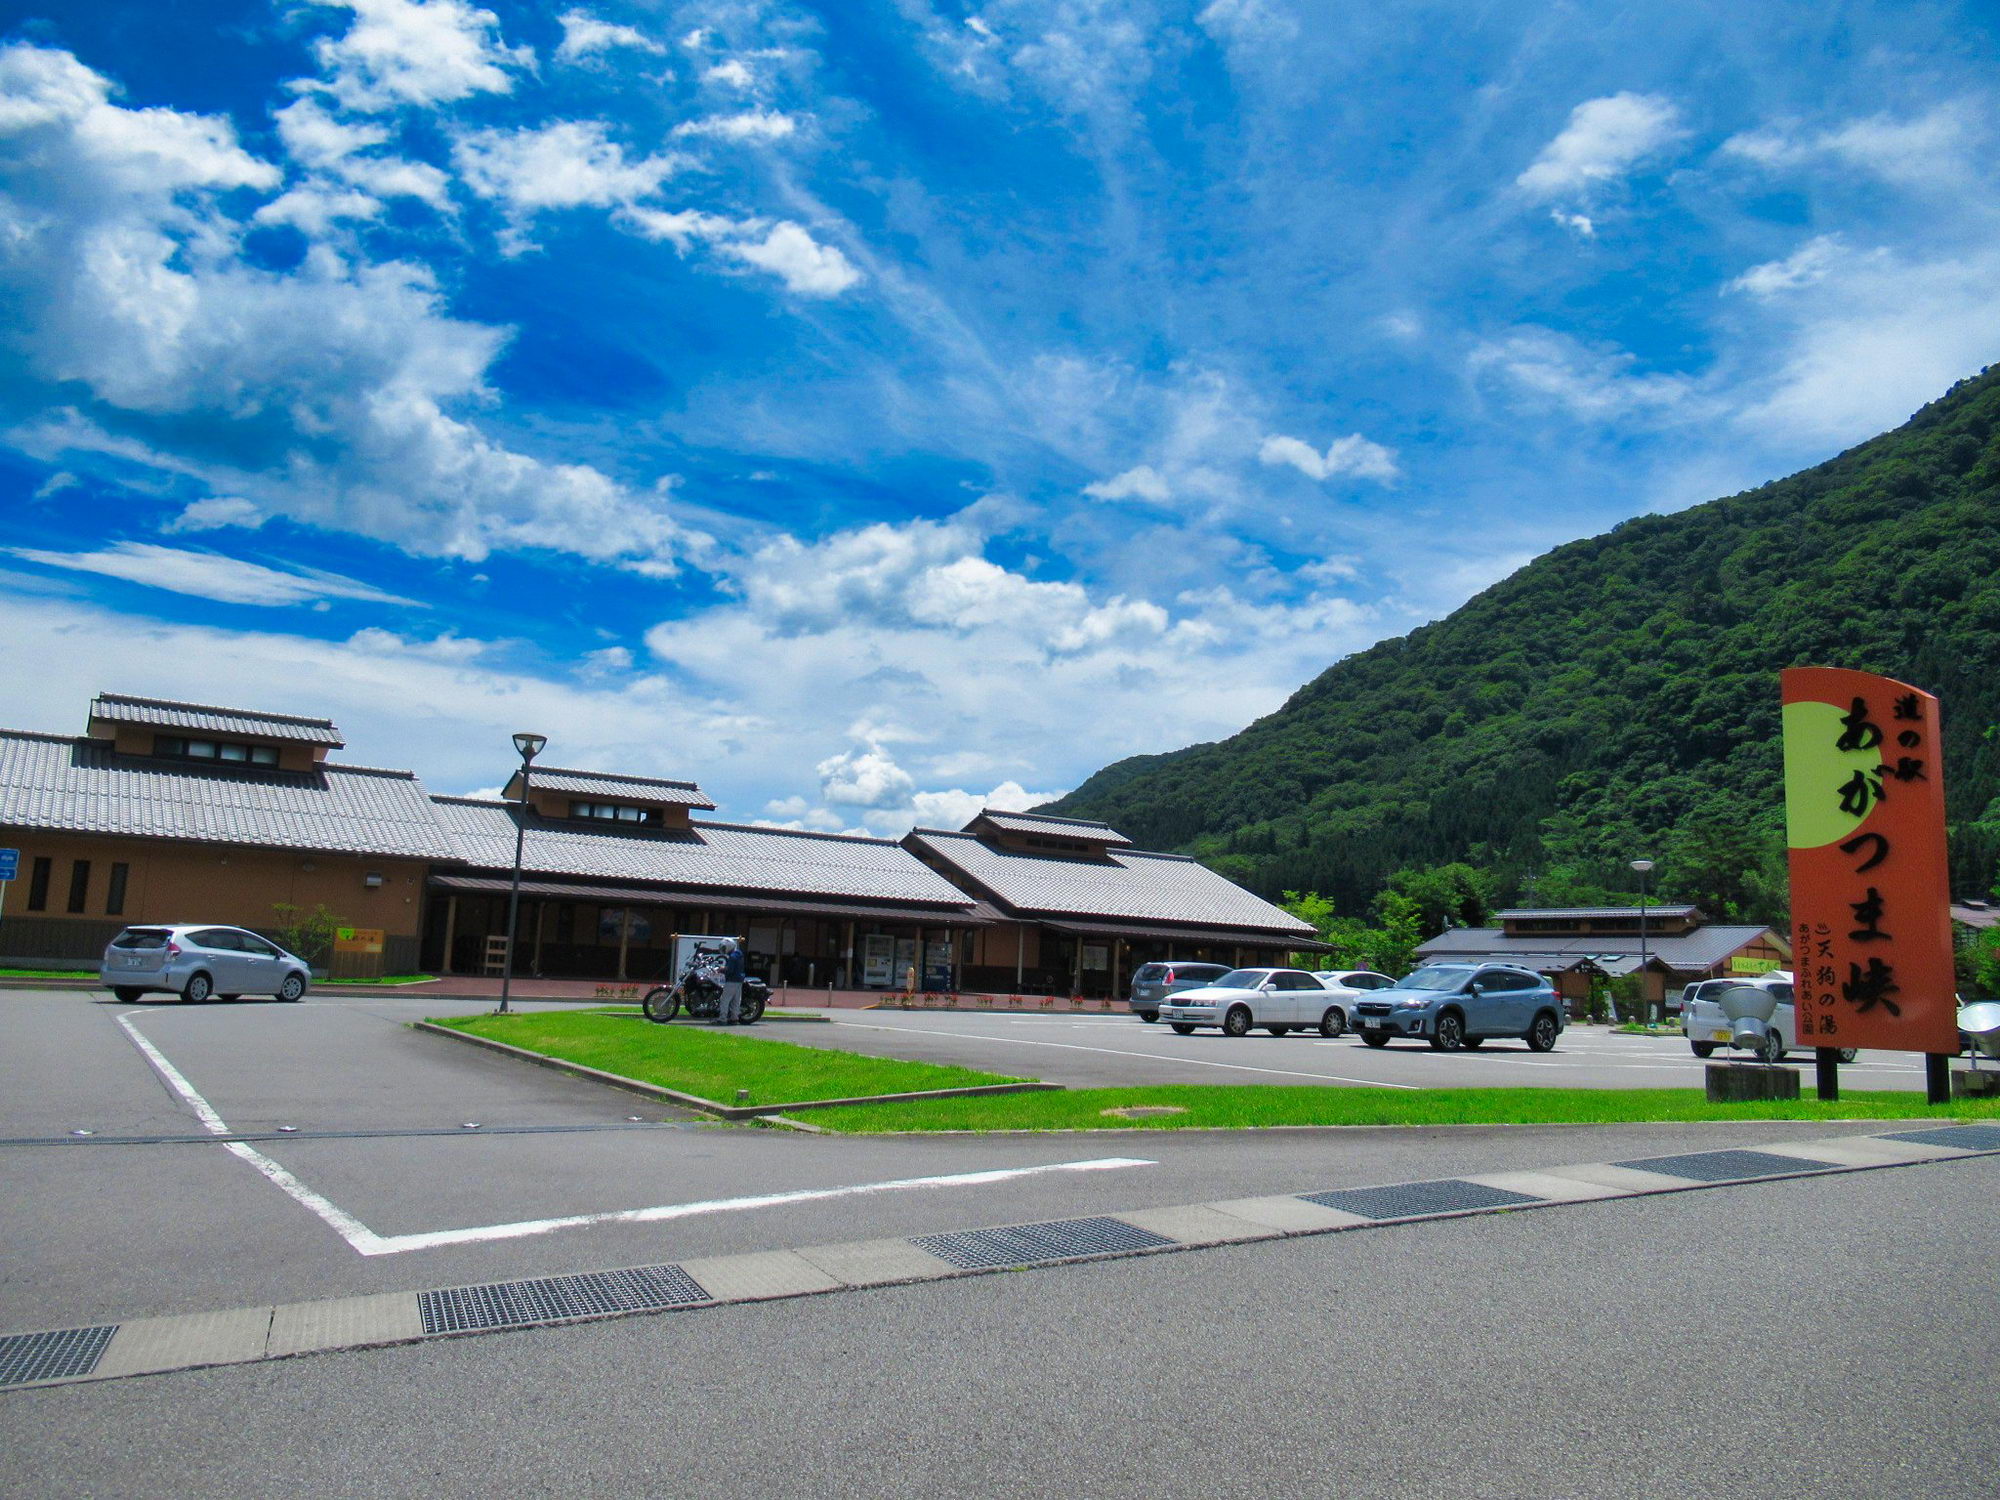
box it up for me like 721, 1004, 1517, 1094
411, 1020, 1058, 1121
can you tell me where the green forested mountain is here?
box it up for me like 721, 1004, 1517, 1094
1045, 364, 2000, 924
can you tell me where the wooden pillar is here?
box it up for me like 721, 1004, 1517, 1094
1071, 935, 1082, 998
1016, 924, 1026, 987
531, 901, 548, 974
1111, 938, 1122, 1000
843, 920, 856, 990
441, 894, 458, 975
617, 907, 632, 981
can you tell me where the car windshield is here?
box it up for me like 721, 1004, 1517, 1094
1134, 964, 1166, 981
110, 928, 171, 949
1214, 969, 1270, 989
1399, 966, 1475, 991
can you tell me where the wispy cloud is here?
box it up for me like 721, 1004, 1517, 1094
6, 542, 423, 608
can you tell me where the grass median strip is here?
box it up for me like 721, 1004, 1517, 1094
805, 1085, 2000, 1133
431, 1009, 1029, 1105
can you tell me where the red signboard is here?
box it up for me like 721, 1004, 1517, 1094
1781, 667, 1956, 1054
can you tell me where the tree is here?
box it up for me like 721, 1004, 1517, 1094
1384, 863, 1496, 938
272, 902, 341, 967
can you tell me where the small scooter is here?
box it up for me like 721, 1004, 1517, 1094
641, 947, 768, 1025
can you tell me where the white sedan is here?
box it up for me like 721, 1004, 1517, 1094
1159, 967, 1357, 1038
1311, 970, 1398, 1035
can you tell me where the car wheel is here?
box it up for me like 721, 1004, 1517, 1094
1758, 1029, 1787, 1064
111, 986, 144, 1002
1431, 1011, 1465, 1051
1265, 1025, 1290, 1037
1837, 1047, 1859, 1064
642, 986, 681, 1023
1690, 1041, 1717, 1058
1525, 1011, 1559, 1053
219, 994, 241, 1003
1138, 1011, 1160, 1024
1361, 1030, 1391, 1048
1318, 1007, 1346, 1039
1221, 1006, 1253, 1038
1169, 1023, 1197, 1035
279, 973, 306, 1002
183, 971, 213, 1004
1462, 1035, 1485, 1049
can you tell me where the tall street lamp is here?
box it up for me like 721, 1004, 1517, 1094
498, 731, 547, 1015
1630, 857, 1656, 1025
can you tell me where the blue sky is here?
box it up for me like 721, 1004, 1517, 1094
1, 0, 1996, 834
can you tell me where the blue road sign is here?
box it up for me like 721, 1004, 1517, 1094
0, 848, 17, 882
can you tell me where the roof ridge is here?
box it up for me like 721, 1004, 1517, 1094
0, 727, 81, 746
987, 808, 1118, 829
694, 817, 899, 847
531, 765, 707, 790
321, 762, 420, 780
92, 693, 341, 731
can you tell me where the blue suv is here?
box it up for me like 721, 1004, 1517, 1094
1349, 963, 1564, 1052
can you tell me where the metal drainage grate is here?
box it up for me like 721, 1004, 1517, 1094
1612, 1149, 1828, 1183
1299, 1179, 1541, 1220
1882, 1123, 2000, 1152
912, 1216, 1174, 1270
418, 1265, 710, 1335
0, 1325, 118, 1387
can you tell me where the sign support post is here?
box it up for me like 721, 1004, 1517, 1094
0, 848, 17, 958
1813, 1046, 1840, 1102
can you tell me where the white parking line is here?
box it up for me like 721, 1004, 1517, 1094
113, 1011, 1154, 1256
834, 1021, 1419, 1089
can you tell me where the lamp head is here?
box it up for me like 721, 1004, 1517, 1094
1630, 858, 1656, 875
512, 732, 547, 763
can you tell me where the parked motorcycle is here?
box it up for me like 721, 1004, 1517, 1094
642, 947, 768, 1025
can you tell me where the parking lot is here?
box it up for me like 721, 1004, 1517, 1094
784, 1007, 1937, 1091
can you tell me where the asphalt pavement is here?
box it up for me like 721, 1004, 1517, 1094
5, 1151, 1992, 1499
791, 1007, 1935, 1091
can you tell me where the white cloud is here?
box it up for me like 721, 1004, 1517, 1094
163, 497, 266, 533
1258, 432, 1400, 483
346, 626, 486, 660
908, 780, 1065, 834
254, 185, 384, 232
555, 10, 664, 63
816, 740, 917, 809
6, 542, 421, 608
1084, 464, 1171, 503
1725, 235, 1857, 298
1467, 327, 1696, 420
454, 121, 679, 231
32, 471, 79, 501
704, 59, 755, 89
728, 222, 862, 297
1516, 92, 1683, 201
580, 644, 634, 676
620, 209, 861, 296
272, 99, 450, 208
304, 0, 532, 113
1550, 209, 1594, 238
0, 45, 703, 572
1723, 104, 1987, 192
673, 109, 797, 142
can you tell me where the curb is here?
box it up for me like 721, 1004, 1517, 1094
411, 1021, 1059, 1120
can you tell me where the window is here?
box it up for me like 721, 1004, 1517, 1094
154, 735, 279, 766
240, 934, 280, 957
192, 929, 240, 950
66, 860, 90, 914
27, 856, 50, 911
106, 862, 129, 916
569, 801, 654, 824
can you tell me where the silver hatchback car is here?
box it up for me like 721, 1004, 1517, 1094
101, 924, 311, 1003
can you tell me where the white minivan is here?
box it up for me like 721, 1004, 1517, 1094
1680, 971, 1857, 1063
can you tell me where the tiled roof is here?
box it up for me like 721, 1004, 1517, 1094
429, 874, 988, 925
434, 799, 976, 907
89, 694, 344, 747
906, 830, 1314, 936
1496, 905, 1702, 921
972, 809, 1131, 846
0, 732, 455, 858
511, 766, 715, 808
1416, 924, 1782, 971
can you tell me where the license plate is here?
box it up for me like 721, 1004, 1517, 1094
1711, 1030, 1730, 1042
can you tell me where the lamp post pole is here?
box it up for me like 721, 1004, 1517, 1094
498, 732, 547, 1015
1631, 858, 1656, 1025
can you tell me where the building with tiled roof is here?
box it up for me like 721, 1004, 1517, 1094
903, 808, 1322, 997
1414, 904, 1791, 1007
6, 697, 1316, 993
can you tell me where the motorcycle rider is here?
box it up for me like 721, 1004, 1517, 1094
716, 938, 746, 1025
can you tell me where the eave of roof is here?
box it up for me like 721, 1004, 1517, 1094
89, 693, 345, 747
